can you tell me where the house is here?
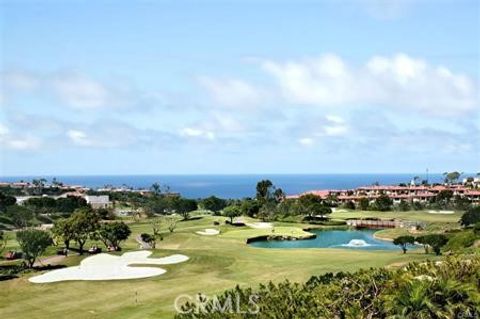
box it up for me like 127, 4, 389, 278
84, 195, 112, 209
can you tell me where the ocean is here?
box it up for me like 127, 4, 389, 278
0, 174, 445, 199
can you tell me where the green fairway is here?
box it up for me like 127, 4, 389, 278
0, 214, 444, 319
330, 209, 463, 223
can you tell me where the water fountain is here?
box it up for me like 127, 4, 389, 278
341, 239, 371, 247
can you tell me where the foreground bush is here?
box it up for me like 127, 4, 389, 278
175, 256, 480, 319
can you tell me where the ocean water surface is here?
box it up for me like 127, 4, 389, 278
0, 174, 444, 199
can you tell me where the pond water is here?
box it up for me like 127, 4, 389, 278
249, 229, 398, 250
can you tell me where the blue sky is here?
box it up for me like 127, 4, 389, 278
0, 0, 479, 175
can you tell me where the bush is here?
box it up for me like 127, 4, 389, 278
175, 256, 480, 319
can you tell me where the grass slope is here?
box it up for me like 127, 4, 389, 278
0, 213, 443, 319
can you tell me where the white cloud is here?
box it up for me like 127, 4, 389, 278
0, 124, 42, 151
198, 76, 265, 108
261, 53, 478, 116
67, 129, 92, 146
53, 75, 111, 109
180, 127, 215, 140
1, 70, 156, 111
298, 137, 314, 146
360, 0, 412, 20
1, 70, 40, 91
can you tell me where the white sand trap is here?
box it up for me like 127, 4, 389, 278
196, 228, 220, 235
29, 251, 188, 283
428, 210, 455, 214
246, 222, 273, 229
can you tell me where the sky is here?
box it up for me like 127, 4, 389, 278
0, 0, 479, 176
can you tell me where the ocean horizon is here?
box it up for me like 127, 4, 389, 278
0, 173, 447, 199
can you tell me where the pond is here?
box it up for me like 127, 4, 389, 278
248, 229, 398, 250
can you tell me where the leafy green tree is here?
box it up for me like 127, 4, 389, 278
418, 234, 448, 255
5, 205, 33, 229
460, 206, 480, 227
69, 208, 100, 254
374, 194, 393, 211
96, 222, 131, 250
393, 235, 415, 254
298, 194, 331, 218
443, 171, 462, 184
199, 196, 227, 214
473, 222, 480, 236
0, 192, 16, 212
435, 190, 454, 208
175, 198, 198, 220
0, 230, 7, 255
150, 182, 162, 195
16, 229, 53, 268
257, 201, 276, 221
239, 199, 261, 217
256, 180, 273, 203
223, 205, 242, 224
55, 196, 88, 213
273, 188, 286, 203
343, 201, 356, 210
358, 197, 370, 210
416, 235, 430, 254
52, 218, 75, 249
398, 200, 410, 212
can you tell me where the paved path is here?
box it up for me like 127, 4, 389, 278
34, 254, 67, 267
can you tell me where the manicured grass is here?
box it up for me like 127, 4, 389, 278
330, 209, 463, 223
0, 214, 444, 319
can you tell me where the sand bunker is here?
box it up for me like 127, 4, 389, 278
428, 210, 455, 214
196, 228, 220, 235
29, 251, 188, 283
247, 222, 273, 229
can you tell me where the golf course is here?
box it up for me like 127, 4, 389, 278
0, 209, 464, 319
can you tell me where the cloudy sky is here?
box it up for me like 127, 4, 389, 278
0, 0, 479, 176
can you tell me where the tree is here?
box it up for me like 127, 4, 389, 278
393, 235, 415, 254
273, 188, 285, 203
5, 205, 33, 229
0, 192, 16, 212
16, 229, 53, 268
256, 180, 273, 203
436, 190, 454, 208
415, 235, 430, 254
0, 230, 7, 256
69, 208, 100, 254
473, 222, 480, 236
95, 208, 115, 220
418, 234, 448, 256
443, 171, 462, 184
398, 200, 410, 212
460, 206, 480, 227
358, 197, 370, 211
97, 222, 131, 250
200, 196, 227, 214
167, 216, 177, 233
257, 201, 277, 221
240, 199, 261, 218
149, 217, 162, 247
343, 201, 356, 210
298, 194, 331, 218
52, 218, 75, 249
374, 194, 393, 211
223, 205, 242, 224
56, 196, 88, 214
150, 182, 162, 195
175, 198, 198, 220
